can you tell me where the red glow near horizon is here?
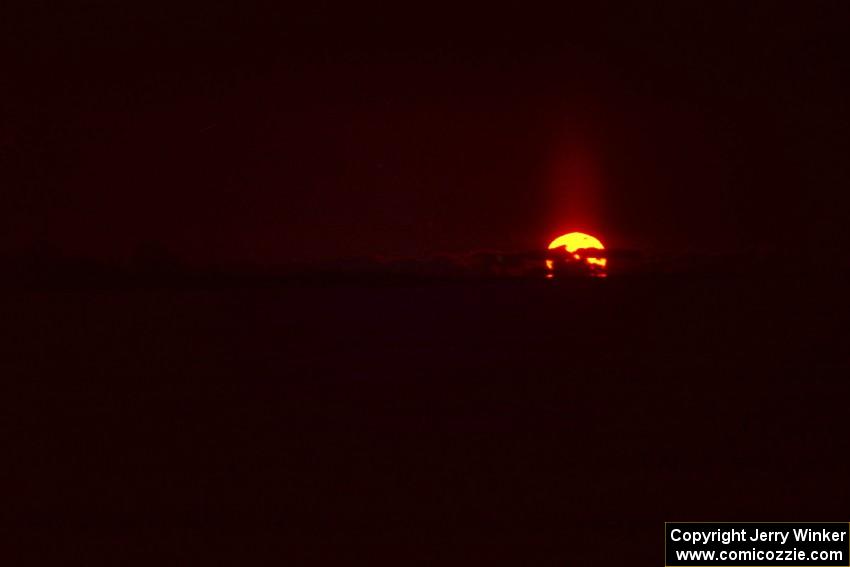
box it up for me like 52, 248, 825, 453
546, 139, 603, 239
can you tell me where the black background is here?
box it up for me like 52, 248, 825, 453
3, 2, 850, 565
2, 2, 849, 262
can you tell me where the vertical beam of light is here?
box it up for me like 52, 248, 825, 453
546, 140, 604, 240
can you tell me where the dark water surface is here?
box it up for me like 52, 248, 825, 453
3, 275, 848, 563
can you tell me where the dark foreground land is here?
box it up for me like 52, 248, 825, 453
2, 273, 849, 564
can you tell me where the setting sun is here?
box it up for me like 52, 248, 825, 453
546, 231, 608, 274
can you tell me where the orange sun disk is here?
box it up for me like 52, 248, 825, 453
546, 231, 607, 272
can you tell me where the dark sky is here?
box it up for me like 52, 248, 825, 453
2, 3, 848, 264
